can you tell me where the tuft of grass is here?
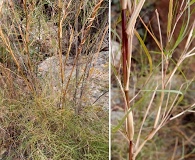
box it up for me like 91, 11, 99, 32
0, 0, 108, 159
0, 90, 108, 159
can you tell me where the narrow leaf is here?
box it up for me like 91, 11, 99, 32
134, 30, 153, 73
141, 89, 183, 95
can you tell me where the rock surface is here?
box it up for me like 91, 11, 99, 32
38, 51, 109, 110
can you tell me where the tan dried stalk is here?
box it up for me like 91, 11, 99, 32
23, 0, 34, 79
0, 29, 20, 71
154, 10, 166, 129
62, 0, 104, 114
79, 24, 109, 105
120, 0, 146, 159
58, 0, 64, 85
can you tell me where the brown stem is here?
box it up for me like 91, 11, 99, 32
122, 8, 133, 160
129, 141, 133, 160
122, 10, 128, 88
125, 90, 133, 160
23, 0, 36, 93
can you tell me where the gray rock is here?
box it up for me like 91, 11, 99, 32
38, 51, 109, 109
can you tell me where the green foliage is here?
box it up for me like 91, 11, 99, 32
0, 92, 108, 159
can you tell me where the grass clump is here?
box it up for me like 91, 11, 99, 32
0, 0, 108, 159
0, 91, 108, 159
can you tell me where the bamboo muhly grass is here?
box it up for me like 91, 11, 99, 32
0, 0, 108, 159
120, 0, 145, 159
113, 0, 195, 159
